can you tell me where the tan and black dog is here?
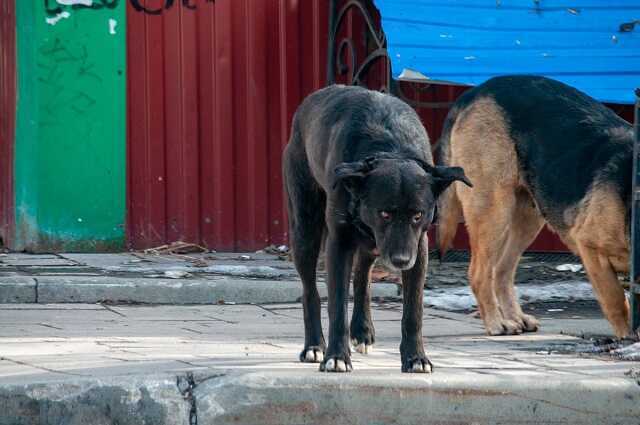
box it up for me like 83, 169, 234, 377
438, 75, 633, 338
283, 85, 471, 372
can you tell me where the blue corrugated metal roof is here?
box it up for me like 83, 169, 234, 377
375, 0, 640, 103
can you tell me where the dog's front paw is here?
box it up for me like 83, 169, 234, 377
401, 354, 433, 373
299, 345, 325, 363
319, 350, 352, 373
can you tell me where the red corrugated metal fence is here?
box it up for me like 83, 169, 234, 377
126, 0, 634, 252
127, 0, 331, 251
0, 0, 15, 248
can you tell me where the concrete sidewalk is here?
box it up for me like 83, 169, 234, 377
0, 302, 638, 424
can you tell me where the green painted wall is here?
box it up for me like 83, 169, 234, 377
15, 0, 126, 252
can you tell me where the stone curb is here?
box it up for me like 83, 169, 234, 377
1, 371, 638, 425
0, 277, 37, 303
0, 375, 190, 425
0, 276, 400, 305
196, 371, 640, 425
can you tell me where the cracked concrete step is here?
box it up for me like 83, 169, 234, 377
0, 376, 191, 425
195, 371, 640, 425
1, 370, 637, 425
0, 276, 399, 305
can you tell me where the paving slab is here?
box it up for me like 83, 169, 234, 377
0, 303, 637, 425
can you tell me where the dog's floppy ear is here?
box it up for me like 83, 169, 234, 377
332, 157, 377, 193
425, 164, 473, 198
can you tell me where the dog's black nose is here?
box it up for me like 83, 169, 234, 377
391, 254, 412, 269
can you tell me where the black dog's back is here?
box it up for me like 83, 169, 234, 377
289, 85, 432, 190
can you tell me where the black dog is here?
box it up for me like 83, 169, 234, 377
283, 85, 472, 372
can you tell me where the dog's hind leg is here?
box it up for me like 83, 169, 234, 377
464, 191, 523, 335
493, 190, 544, 333
350, 248, 376, 354
284, 147, 327, 363
449, 96, 524, 335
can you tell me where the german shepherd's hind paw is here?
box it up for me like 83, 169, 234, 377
299, 346, 325, 363
319, 355, 353, 372
485, 318, 523, 336
518, 313, 540, 332
401, 355, 433, 373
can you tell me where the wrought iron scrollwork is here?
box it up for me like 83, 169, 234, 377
327, 0, 391, 92
327, 0, 452, 109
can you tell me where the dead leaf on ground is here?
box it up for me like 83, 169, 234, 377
371, 267, 401, 283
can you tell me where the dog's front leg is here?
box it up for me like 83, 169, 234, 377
400, 233, 433, 373
319, 233, 355, 372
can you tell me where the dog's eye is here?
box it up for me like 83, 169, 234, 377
380, 211, 391, 220
413, 212, 423, 223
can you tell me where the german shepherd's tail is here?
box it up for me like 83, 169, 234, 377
435, 105, 463, 260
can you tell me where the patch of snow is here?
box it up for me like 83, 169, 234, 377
105, 265, 193, 273
424, 280, 595, 311
164, 270, 191, 279
204, 265, 288, 278
555, 264, 582, 272
613, 342, 640, 361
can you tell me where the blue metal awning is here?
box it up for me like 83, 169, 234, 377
374, 0, 640, 104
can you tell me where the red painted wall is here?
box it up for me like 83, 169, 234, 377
126, 0, 635, 252
0, 0, 15, 248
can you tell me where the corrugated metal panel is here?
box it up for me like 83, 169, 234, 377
127, 0, 632, 252
375, 0, 640, 104
0, 1, 15, 248
127, 0, 329, 251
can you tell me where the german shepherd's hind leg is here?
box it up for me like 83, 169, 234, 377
350, 248, 376, 354
578, 244, 630, 338
284, 146, 326, 363
448, 96, 525, 335
465, 193, 523, 335
493, 191, 544, 333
